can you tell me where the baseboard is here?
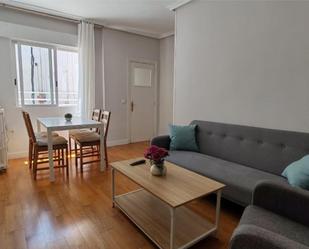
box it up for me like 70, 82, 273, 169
8, 139, 131, 159
107, 139, 130, 147
8, 151, 28, 159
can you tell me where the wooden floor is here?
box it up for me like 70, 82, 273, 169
0, 142, 243, 249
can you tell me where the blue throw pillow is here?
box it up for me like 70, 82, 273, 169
282, 155, 309, 190
169, 124, 199, 152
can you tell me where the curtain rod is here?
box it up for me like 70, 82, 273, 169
0, 3, 104, 28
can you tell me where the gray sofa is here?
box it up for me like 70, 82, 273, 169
151, 120, 309, 206
229, 180, 309, 249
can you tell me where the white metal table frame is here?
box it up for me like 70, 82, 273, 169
37, 117, 106, 181
111, 167, 223, 249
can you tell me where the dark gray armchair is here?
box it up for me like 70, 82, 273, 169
151, 135, 170, 150
229, 181, 309, 249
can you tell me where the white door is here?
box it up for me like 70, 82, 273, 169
129, 61, 157, 143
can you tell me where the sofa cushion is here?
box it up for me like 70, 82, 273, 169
169, 124, 199, 152
231, 224, 309, 249
240, 205, 309, 246
190, 120, 309, 176
282, 155, 309, 190
166, 151, 287, 205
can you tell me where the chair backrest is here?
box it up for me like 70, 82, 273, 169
100, 110, 111, 140
92, 109, 101, 122
91, 109, 101, 132
22, 111, 36, 143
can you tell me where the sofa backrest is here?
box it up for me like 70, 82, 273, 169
191, 120, 309, 175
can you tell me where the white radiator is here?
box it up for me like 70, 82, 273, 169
0, 107, 8, 171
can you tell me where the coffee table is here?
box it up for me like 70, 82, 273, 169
111, 158, 225, 249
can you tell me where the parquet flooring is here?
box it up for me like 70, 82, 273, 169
0, 142, 242, 249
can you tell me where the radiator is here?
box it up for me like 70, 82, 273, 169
0, 107, 8, 171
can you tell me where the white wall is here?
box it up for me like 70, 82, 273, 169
159, 35, 174, 135
0, 7, 169, 157
174, 1, 309, 133
0, 7, 95, 158
0, 7, 77, 46
102, 28, 160, 144
0, 7, 77, 35
0, 36, 79, 158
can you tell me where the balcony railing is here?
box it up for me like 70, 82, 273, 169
20, 91, 79, 106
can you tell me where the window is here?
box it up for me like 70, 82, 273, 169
56, 50, 79, 106
133, 67, 152, 87
14, 42, 79, 107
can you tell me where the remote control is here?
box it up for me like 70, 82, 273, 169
130, 159, 146, 166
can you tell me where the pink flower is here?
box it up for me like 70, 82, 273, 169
144, 145, 169, 163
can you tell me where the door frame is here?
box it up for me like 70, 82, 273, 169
127, 58, 158, 143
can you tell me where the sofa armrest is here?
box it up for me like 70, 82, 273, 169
253, 180, 309, 227
229, 224, 309, 249
151, 135, 171, 150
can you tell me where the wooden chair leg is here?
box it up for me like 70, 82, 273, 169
69, 137, 72, 157
75, 142, 78, 168
28, 140, 33, 169
61, 148, 65, 165
80, 145, 83, 172
58, 149, 61, 165
91, 145, 94, 155
33, 146, 38, 180
65, 146, 69, 177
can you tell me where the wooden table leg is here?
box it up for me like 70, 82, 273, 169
47, 129, 55, 182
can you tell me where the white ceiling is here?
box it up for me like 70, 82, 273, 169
3, 0, 180, 38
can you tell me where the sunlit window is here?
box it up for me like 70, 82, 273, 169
56, 50, 79, 106
14, 42, 79, 107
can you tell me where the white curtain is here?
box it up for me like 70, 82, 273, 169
78, 21, 95, 119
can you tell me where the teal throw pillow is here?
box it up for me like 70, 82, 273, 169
169, 124, 199, 152
282, 155, 309, 190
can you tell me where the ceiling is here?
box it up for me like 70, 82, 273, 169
2, 0, 180, 38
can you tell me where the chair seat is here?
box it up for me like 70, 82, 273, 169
37, 136, 68, 146
69, 129, 92, 137
74, 132, 100, 143
35, 131, 59, 138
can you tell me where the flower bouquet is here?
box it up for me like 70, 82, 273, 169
144, 145, 169, 176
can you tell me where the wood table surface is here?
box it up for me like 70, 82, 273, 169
111, 158, 225, 208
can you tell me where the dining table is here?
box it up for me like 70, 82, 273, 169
36, 116, 105, 181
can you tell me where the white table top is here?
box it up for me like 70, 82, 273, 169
37, 117, 101, 131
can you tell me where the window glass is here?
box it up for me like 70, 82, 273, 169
133, 67, 152, 87
20, 44, 54, 105
14, 42, 79, 108
57, 50, 79, 106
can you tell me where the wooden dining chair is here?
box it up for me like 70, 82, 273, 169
74, 110, 111, 172
22, 111, 59, 169
22, 111, 69, 180
68, 109, 101, 157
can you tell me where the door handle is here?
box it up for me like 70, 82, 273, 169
131, 101, 134, 112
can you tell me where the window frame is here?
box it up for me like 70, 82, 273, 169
13, 40, 79, 108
